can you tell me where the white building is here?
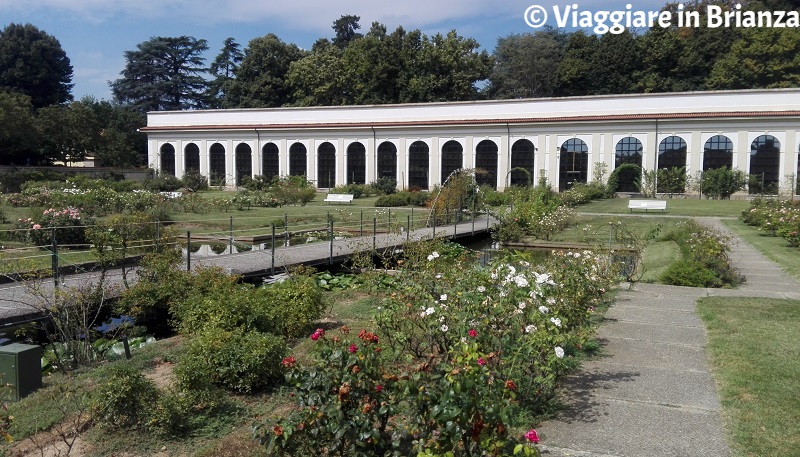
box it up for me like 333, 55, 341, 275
142, 88, 800, 194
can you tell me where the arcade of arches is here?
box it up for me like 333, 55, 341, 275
155, 134, 797, 195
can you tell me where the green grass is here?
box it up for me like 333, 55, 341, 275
697, 297, 800, 457
721, 219, 800, 282
577, 198, 750, 217
555, 215, 684, 244
639, 240, 681, 282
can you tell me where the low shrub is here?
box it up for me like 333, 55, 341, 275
375, 190, 431, 207
91, 364, 159, 429
178, 328, 287, 393
181, 169, 209, 191
660, 260, 720, 287
368, 177, 397, 195
331, 183, 370, 198
480, 185, 510, 206
144, 174, 183, 192
266, 275, 328, 338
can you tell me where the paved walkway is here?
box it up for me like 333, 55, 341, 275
537, 217, 800, 457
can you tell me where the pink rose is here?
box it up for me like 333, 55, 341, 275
524, 429, 540, 443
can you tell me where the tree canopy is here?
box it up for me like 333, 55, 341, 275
0, 23, 73, 109
110, 36, 209, 113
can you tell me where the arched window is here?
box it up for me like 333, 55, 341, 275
159, 144, 175, 176
347, 142, 366, 185
209, 143, 226, 185
614, 137, 642, 193
559, 138, 588, 191
703, 135, 733, 171
262, 143, 279, 181
658, 136, 687, 193
318, 142, 336, 188
475, 140, 498, 189
441, 140, 463, 184
289, 142, 307, 177
184, 143, 200, 173
235, 143, 252, 186
750, 135, 781, 194
377, 142, 397, 181
615, 137, 642, 167
510, 139, 535, 186
658, 136, 687, 170
408, 141, 429, 190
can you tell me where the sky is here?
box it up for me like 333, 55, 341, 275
2, 0, 666, 101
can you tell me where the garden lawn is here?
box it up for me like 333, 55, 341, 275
697, 297, 800, 457
577, 198, 750, 217
721, 219, 800, 282
554, 215, 682, 244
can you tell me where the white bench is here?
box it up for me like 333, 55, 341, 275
628, 199, 667, 212
324, 193, 354, 204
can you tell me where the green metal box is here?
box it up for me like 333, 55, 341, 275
0, 343, 42, 402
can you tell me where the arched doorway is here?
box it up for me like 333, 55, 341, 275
658, 136, 687, 193
160, 144, 175, 176
347, 142, 366, 185
209, 143, 226, 185
289, 142, 307, 177
408, 141, 429, 190
614, 137, 643, 192
262, 143, 279, 181
510, 139, 535, 187
184, 143, 200, 173
377, 142, 397, 181
475, 140, 498, 189
750, 135, 780, 194
441, 140, 463, 184
235, 143, 252, 186
559, 138, 588, 192
318, 142, 336, 188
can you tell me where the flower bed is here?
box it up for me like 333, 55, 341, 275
741, 198, 800, 247
258, 241, 619, 456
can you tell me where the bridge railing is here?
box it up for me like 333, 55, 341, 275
0, 205, 494, 281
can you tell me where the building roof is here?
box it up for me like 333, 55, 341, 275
142, 88, 800, 132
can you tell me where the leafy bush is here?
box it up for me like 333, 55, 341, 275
480, 185, 510, 206
331, 183, 370, 198
181, 169, 209, 191
375, 190, 430, 207
17, 207, 95, 247
368, 177, 397, 195
266, 275, 328, 338
178, 328, 287, 393
660, 260, 719, 287
91, 364, 159, 429
607, 163, 642, 194
271, 175, 316, 206
700, 167, 747, 199
144, 174, 183, 192
661, 220, 742, 287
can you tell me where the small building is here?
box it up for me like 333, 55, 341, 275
141, 88, 800, 194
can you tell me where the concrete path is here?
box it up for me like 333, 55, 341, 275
537, 216, 800, 457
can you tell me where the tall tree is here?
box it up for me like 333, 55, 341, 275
287, 44, 351, 106
89, 100, 147, 168
227, 33, 306, 107
555, 31, 599, 96
332, 15, 363, 49
110, 36, 209, 112
707, 28, 800, 89
489, 29, 566, 99
0, 91, 41, 165
36, 101, 98, 165
0, 23, 73, 109
403, 30, 492, 102
208, 37, 244, 108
